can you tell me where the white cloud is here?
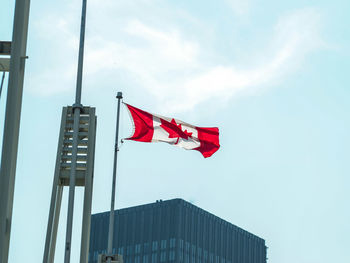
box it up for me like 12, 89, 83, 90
124, 20, 199, 66
224, 0, 251, 15
162, 8, 323, 112
29, 2, 324, 112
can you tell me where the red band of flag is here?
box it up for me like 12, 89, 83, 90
124, 103, 220, 158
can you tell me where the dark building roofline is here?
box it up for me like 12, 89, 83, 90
92, 198, 265, 242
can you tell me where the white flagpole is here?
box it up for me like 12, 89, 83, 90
106, 92, 123, 263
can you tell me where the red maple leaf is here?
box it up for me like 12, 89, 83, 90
160, 118, 192, 144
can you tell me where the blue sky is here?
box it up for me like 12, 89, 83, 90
1, 0, 350, 262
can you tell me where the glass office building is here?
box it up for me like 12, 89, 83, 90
89, 199, 266, 263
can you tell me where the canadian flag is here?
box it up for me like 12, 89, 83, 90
124, 103, 220, 158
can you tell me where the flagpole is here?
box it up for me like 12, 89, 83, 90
107, 91, 123, 263
64, 0, 87, 262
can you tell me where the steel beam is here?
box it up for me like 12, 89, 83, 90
0, 1, 30, 262
80, 108, 96, 263
0, 58, 10, 72
43, 107, 96, 263
43, 108, 68, 263
0, 41, 11, 55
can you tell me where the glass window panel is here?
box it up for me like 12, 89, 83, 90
160, 251, 167, 262
179, 239, 184, 250
170, 238, 176, 248
185, 242, 190, 252
144, 243, 149, 253
179, 250, 184, 262
152, 253, 157, 263
152, 241, 158, 251
204, 251, 208, 260
161, 240, 167, 249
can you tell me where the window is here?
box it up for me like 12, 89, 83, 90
152, 253, 157, 263
143, 255, 149, 263
209, 253, 214, 263
152, 241, 158, 251
179, 239, 184, 250
185, 242, 190, 252
179, 249, 184, 262
170, 238, 176, 248
135, 256, 141, 263
118, 247, 124, 255
215, 256, 219, 263
127, 246, 133, 255
160, 251, 167, 262
185, 254, 190, 263
169, 250, 175, 261
135, 244, 141, 254
161, 240, 167, 250
203, 251, 208, 261
144, 243, 150, 253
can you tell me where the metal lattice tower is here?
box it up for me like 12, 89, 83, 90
43, 0, 96, 262
43, 106, 96, 263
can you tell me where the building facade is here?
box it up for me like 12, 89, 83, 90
89, 199, 266, 263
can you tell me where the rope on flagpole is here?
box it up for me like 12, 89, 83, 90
118, 98, 125, 149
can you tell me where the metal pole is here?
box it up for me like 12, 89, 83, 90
0, 0, 30, 262
75, 0, 87, 105
107, 92, 123, 263
64, 109, 80, 263
64, 0, 87, 262
80, 108, 96, 263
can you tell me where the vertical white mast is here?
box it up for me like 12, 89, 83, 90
0, 1, 30, 262
64, 0, 87, 262
106, 92, 123, 263
43, 0, 97, 262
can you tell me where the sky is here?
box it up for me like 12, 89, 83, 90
1, 0, 350, 262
